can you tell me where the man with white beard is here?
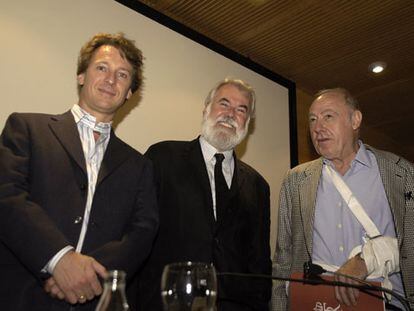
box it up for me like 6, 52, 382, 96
137, 78, 271, 311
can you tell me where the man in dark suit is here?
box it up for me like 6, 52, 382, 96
137, 78, 271, 310
0, 33, 158, 311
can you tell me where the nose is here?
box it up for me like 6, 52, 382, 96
226, 107, 235, 117
221, 104, 238, 118
311, 119, 324, 133
105, 71, 116, 85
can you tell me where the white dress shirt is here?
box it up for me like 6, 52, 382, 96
199, 136, 234, 219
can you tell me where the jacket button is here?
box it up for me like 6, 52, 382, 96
80, 184, 87, 191
74, 216, 83, 224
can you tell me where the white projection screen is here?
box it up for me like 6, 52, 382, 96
0, 0, 297, 254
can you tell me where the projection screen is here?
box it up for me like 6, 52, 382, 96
0, 0, 297, 254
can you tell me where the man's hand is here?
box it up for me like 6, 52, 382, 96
334, 254, 368, 307
51, 251, 107, 304
44, 277, 65, 300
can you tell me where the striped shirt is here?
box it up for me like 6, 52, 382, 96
71, 104, 111, 252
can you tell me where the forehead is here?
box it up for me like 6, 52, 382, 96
310, 92, 348, 114
90, 45, 132, 69
215, 84, 250, 103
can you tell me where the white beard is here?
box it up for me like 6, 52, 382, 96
201, 111, 249, 151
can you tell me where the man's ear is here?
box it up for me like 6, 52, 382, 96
126, 89, 132, 100
352, 110, 362, 130
77, 73, 85, 86
202, 103, 211, 118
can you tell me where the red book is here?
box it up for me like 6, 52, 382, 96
289, 272, 385, 310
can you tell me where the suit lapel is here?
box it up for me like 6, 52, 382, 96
48, 112, 131, 185
299, 159, 323, 255
97, 132, 131, 186
228, 155, 243, 213
187, 139, 216, 227
234, 154, 246, 193
372, 147, 406, 247
48, 111, 86, 174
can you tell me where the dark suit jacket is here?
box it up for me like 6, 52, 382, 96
0, 111, 159, 311
137, 139, 271, 310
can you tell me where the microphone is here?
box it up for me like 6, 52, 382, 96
303, 261, 326, 279
405, 191, 413, 201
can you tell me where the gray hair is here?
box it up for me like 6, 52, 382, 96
204, 78, 256, 118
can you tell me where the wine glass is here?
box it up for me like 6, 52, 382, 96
161, 261, 217, 311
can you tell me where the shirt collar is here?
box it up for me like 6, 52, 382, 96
323, 140, 372, 169
353, 141, 372, 168
199, 136, 233, 165
71, 104, 112, 135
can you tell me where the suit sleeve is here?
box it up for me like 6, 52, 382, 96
88, 156, 159, 279
271, 174, 293, 311
0, 114, 70, 277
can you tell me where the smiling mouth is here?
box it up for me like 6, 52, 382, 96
98, 88, 116, 97
217, 121, 236, 129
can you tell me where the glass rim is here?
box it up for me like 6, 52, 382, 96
106, 270, 127, 277
165, 261, 214, 268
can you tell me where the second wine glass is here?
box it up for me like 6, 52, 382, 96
161, 262, 217, 311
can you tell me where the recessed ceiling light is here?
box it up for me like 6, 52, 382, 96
369, 61, 387, 74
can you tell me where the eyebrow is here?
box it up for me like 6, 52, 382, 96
95, 61, 131, 73
218, 97, 249, 110
309, 108, 338, 116
238, 104, 249, 111
218, 97, 230, 103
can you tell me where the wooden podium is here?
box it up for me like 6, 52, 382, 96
289, 272, 385, 310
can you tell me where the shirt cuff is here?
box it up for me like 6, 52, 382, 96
42, 246, 75, 274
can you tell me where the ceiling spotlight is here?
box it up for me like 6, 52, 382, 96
369, 61, 387, 74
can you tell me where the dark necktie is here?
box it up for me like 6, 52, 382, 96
214, 153, 229, 221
